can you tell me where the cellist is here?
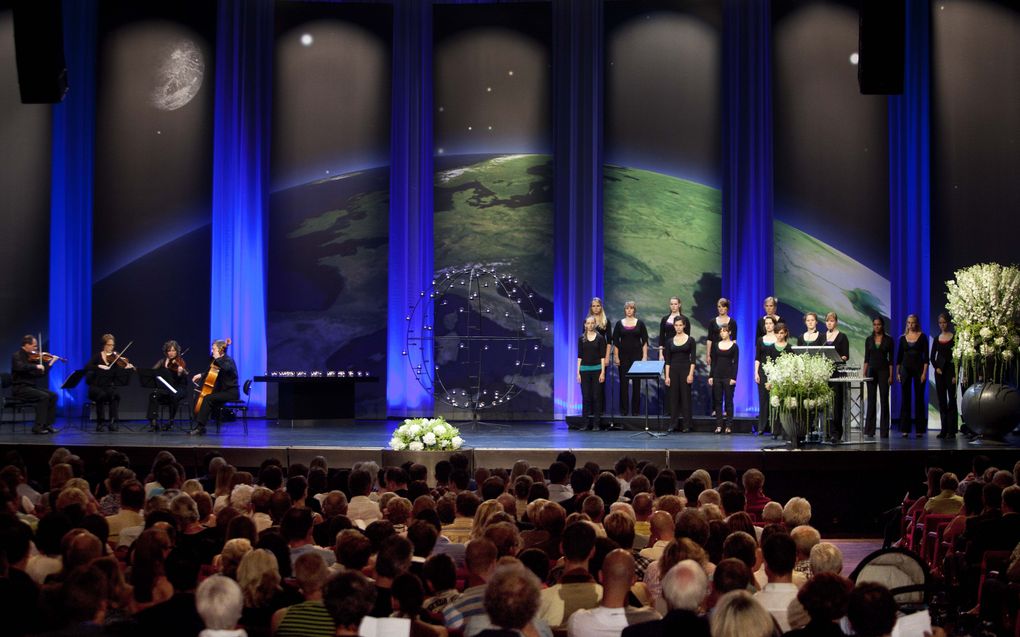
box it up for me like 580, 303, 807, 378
190, 338, 238, 436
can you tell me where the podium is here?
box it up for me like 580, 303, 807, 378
627, 360, 666, 437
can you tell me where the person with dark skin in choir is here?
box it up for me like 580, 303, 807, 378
930, 313, 958, 440
824, 313, 850, 443
762, 322, 793, 440
753, 316, 777, 436
798, 312, 825, 346
709, 324, 739, 435
86, 333, 136, 432
612, 301, 649, 417
897, 314, 929, 439
664, 316, 696, 433
10, 335, 58, 434
756, 296, 782, 339
191, 339, 239, 436
862, 317, 894, 439
577, 316, 608, 431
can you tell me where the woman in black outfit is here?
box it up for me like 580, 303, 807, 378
755, 296, 782, 338
930, 313, 958, 439
862, 316, 894, 438
86, 333, 136, 432
754, 316, 777, 436
612, 301, 649, 416
798, 312, 825, 346
706, 297, 737, 366
587, 297, 612, 418
664, 316, 695, 432
657, 296, 690, 355
577, 316, 607, 431
824, 312, 850, 443
709, 324, 738, 434
896, 314, 929, 438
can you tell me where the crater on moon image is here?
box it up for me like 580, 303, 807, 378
151, 40, 204, 111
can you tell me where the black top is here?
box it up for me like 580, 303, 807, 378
710, 342, 739, 380
658, 313, 691, 350
706, 317, 737, 346
757, 340, 791, 365
798, 331, 825, 346
756, 315, 782, 338
584, 315, 612, 341
930, 334, 955, 373
825, 332, 850, 365
612, 319, 649, 359
207, 355, 239, 393
10, 350, 47, 388
577, 333, 607, 367
86, 353, 132, 387
151, 358, 189, 389
864, 334, 894, 370
897, 334, 929, 373
665, 336, 696, 377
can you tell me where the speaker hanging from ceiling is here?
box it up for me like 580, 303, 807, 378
13, 0, 69, 104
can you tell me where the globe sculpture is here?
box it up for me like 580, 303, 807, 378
960, 382, 1020, 443
404, 265, 549, 411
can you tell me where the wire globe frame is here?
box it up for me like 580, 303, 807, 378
404, 265, 549, 411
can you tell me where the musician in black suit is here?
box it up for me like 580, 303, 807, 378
191, 339, 239, 436
824, 313, 850, 443
10, 335, 58, 434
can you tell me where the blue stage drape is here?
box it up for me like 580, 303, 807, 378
552, 0, 603, 419
387, 0, 435, 417
210, 0, 272, 413
889, 0, 931, 416
722, 0, 773, 417
49, 0, 97, 411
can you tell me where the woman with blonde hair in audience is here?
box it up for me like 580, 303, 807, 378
213, 464, 237, 511
130, 527, 174, 610
92, 554, 136, 622
471, 499, 505, 540
238, 548, 286, 636
217, 537, 253, 579
711, 590, 776, 637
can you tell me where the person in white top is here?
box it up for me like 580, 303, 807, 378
346, 469, 381, 525
638, 511, 675, 561
753, 533, 799, 632
568, 549, 661, 637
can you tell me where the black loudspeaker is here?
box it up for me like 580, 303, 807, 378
858, 0, 905, 95
12, 0, 69, 103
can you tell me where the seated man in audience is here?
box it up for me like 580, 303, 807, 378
473, 564, 545, 637
105, 479, 145, 547
786, 542, 846, 630
372, 535, 414, 617
547, 461, 574, 504
603, 511, 652, 580
789, 525, 821, 579
282, 507, 336, 568
784, 573, 852, 637
423, 554, 461, 615
632, 493, 653, 543
538, 521, 603, 627
638, 511, 675, 561
347, 469, 382, 525
846, 582, 897, 637
567, 549, 661, 637
925, 472, 964, 514
621, 560, 710, 637
761, 501, 784, 527
742, 469, 771, 523
196, 575, 246, 637
443, 492, 480, 544
313, 490, 349, 547
704, 558, 752, 613
966, 484, 1020, 564
444, 539, 498, 630
272, 552, 336, 637
753, 532, 799, 632
324, 571, 380, 637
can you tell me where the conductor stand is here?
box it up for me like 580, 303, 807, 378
627, 360, 667, 438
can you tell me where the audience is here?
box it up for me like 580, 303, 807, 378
196, 575, 246, 637
753, 533, 799, 632
622, 560, 710, 637
568, 549, 660, 637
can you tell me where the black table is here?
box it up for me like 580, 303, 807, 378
255, 375, 378, 424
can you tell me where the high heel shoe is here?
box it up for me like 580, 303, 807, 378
724, 427, 732, 435
714, 427, 722, 434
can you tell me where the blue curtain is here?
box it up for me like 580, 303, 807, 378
722, 0, 773, 416
49, 0, 97, 411
552, 0, 603, 419
210, 0, 272, 412
388, 0, 435, 417
889, 0, 931, 414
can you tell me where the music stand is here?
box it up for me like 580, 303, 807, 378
61, 369, 86, 390
626, 360, 666, 437
791, 346, 845, 366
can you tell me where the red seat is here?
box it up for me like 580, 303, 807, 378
920, 514, 955, 565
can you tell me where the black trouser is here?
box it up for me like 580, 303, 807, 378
933, 369, 958, 436
757, 371, 772, 433
147, 389, 181, 421
195, 390, 240, 428
668, 372, 692, 430
712, 380, 735, 428
830, 378, 845, 440
88, 385, 120, 423
865, 369, 891, 436
579, 371, 603, 428
619, 358, 641, 416
899, 369, 926, 434
13, 385, 57, 428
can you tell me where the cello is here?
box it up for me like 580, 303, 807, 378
194, 338, 230, 417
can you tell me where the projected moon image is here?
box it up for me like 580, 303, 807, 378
151, 40, 204, 111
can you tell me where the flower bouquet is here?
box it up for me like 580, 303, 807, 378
945, 263, 1020, 385
389, 417, 464, 452
761, 353, 835, 443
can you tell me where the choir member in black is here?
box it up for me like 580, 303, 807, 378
896, 314, 929, 438
586, 297, 612, 418
612, 301, 649, 416
706, 297, 737, 366
664, 316, 696, 432
824, 312, 850, 443
657, 296, 691, 358
709, 324, 739, 434
191, 339, 240, 436
86, 333, 135, 432
753, 316, 777, 435
862, 316, 894, 438
930, 313, 958, 439
147, 340, 189, 432
10, 335, 58, 434
798, 312, 825, 346
755, 296, 782, 338
577, 316, 608, 431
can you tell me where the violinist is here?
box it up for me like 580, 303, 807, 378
85, 333, 135, 432
146, 340, 189, 432
191, 339, 239, 436
10, 335, 58, 434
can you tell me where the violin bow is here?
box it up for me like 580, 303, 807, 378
108, 340, 134, 366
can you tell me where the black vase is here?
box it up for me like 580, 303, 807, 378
960, 382, 1020, 441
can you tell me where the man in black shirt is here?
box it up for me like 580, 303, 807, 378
10, 335, 58, 434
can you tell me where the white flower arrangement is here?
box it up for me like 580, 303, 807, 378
761, 353, 835, 417
389, 417, 464, 451
945, 263, 1020, 384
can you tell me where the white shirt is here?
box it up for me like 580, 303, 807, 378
567, 606, 660, 637
753, 567, 806, 591
754, 582, 799, 632
348, 495, 381, 524
638, 539, 670, 561
548, 484, 574, 503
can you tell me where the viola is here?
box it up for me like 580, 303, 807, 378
29, 351, 66, 363
168, 355, 188, 374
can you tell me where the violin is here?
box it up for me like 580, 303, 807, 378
168, 354, 188, 374
106, 352, 132, 368
29, 351, 66, 364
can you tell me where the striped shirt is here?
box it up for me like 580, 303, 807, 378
443, 584, 487, 629
275, 600, 336, 637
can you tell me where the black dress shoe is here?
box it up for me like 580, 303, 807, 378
189, 426, 207, 436
32, 426, 47, 435
108, 421, 119, 432
95, 423, 105, 433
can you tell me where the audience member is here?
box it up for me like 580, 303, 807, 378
622, 560, 710, 637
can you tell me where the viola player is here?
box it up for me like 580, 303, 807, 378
147, 339, 189, 432
86, 333, 135, 432
191, 339, 239, 436
10, 335, 58, 434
